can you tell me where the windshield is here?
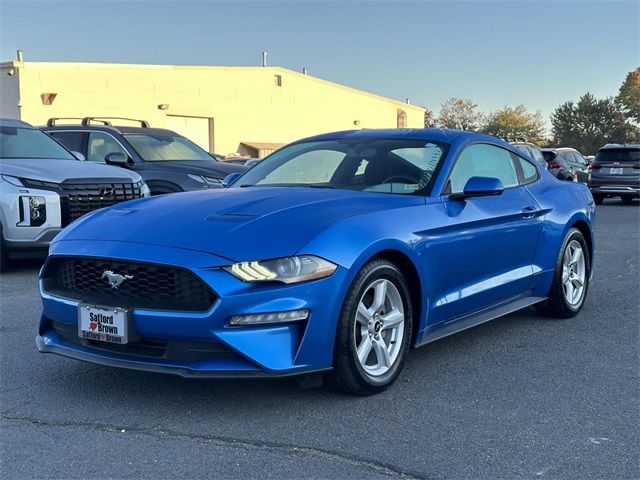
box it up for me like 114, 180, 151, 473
233, 138, 447, 195
0, 126, 76, 160
124, 133, 215, 162
596, 148, 640, 163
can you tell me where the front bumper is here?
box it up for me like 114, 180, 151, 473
37, 240, 351, 377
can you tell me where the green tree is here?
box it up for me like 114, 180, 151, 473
481, 105, 545, 143
436, 98, 483, 130
423, 108, 435, 128
616, 67, 640, 123
551, 93, 639, 154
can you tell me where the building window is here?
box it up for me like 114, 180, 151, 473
397, 109, 407, 128
274, 74, 282, 87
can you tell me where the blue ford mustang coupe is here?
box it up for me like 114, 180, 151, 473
37, 129, 595, 394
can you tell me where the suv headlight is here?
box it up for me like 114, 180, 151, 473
17, 196, 46, 227
187, 174, 223, 186
224, 255, 337, 284
1, 174, 24, 187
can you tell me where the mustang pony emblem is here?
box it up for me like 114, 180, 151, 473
102, 270, 133, 289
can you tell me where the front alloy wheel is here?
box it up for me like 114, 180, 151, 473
354, 279, 405, 377
326, 259, 412, 395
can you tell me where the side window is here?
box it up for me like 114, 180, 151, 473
512, 153, 538, 184
48, 131, 87, 155
448, 143, 519, 194
87, 132, 127, 163
573, 152, 586, 166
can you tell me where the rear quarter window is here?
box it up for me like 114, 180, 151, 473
596, 148, 640, 163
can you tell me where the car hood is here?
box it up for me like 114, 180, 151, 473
140, 160, 244, 178
0, 158, 141, 183
55, 187, 424, 261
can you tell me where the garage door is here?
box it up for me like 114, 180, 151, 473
165, 115, 213, 153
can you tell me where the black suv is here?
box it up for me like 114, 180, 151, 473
43, 117, 244, 195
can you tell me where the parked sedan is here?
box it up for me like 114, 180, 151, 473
0, 118, 149, 270
542, 147, 589, 182
510, 141, 547, 169
37, 129, 595, 395
589, 143, 640, 204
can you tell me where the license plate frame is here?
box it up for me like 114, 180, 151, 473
78, 304, 130, 345
610, 167, 624, 175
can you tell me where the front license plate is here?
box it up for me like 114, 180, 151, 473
610, 168, 624, 174
78, 304, 129, 344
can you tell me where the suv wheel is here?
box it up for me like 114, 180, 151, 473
0, 227, 9, 273
593, 194, 604, 205
621, 195, 634, 204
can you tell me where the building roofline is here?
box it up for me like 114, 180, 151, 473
4, 60, 425, 112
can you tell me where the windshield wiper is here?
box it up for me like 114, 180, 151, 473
306, 184, 336, 189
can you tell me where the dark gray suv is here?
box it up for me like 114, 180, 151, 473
588, 143, 640, 204
43, 117, 244, 195
542, 147, 590, 183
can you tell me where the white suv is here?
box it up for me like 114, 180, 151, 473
0, 118, 149, 270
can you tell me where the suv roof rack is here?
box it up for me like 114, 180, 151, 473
81, 117, 150, 128
46, 117, 151, 128
46, 117, 86, 127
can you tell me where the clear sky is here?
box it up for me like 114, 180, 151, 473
1, 0, 638, 132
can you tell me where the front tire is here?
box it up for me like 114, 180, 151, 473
325, 259, 413, 395
536, 228, 590, 318
0, 226, 9, 273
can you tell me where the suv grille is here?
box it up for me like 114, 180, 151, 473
43, 257, 216, 312
21, 179, 144, 225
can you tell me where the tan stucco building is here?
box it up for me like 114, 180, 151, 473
0, 60, 425, 157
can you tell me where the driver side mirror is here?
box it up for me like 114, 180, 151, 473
104, 152, 129, 167
222, 172, 242, 187
450, 176, 504, 200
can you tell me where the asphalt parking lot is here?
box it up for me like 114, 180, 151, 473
1, 199, 638, 480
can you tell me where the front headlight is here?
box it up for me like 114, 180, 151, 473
187, 174, 222, 186
1, 174, 24, 187
224, 255, 337, 284
17, 196, 46, 227
140, 182, 151, 197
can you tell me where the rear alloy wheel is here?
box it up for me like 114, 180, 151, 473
325, 259, 412, 395
536, 228, 590, 318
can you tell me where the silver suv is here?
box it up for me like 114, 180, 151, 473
0, 119, 149, 270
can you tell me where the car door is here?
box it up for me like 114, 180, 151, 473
571, 152, 589, 183
86, 132, 129, 164
428, 143, 542, 321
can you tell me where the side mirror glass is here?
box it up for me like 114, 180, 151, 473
450, 176, 504, 200
71, 151, 85, 161
222, 172, 242, 187
105, 152, 129, 167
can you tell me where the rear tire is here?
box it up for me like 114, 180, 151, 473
621, 195, 634, 204
325, 259, 413, 395
593, 194, 604, 205
536, 228, 590, 318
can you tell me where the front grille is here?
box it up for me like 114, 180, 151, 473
43, 257, 217, 312
21, 179, 143, 225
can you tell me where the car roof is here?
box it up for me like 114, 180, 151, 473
542, 147, 577, 152
294, 128, 505, 146
599, 143, 640, 150
0, 118, 34, 128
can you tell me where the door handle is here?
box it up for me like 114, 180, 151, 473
522, 206, 537, 219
